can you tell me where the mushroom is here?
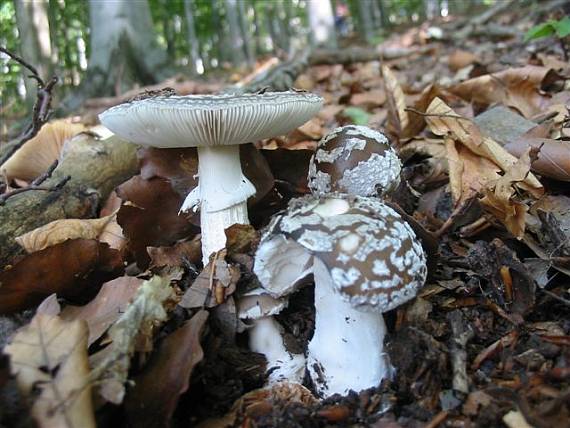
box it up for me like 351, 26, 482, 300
99, 91, 323, 265
237, 285, 309, 384
307, 125, 401, 198
254, 194, 427, 397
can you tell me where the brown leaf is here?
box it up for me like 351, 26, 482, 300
15, 214, 116, 253
448, 50, 479, 72
117, 176, 198, 267
260, 148, 313, 194
0, 120, 87, 181
124, 310, 208, 428
449, 66, 561, 118
425, 97, 543, 198
504, 137, 570, 181
5, 314, 95, 428
225, 224, 259, 255
382, 65, 409, 140
0, 239, 123, 314
147, 238, 202, 269
60, 276, 143, 345
349, 89, 387, 108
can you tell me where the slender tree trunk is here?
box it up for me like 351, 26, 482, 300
356, 0, 375, 44
62, 0, 170, 110
13, 0, 54, 104
252, 3, 263, 55
237, 0, 255, 66
307, 0, 337, 48
377, 0, 389, 27
275, 0, 291, 53
224, 0, 247, 67
184, 0, 201, 74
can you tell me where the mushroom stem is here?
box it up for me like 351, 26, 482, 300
249, 317, 306, 385
183, 145, 256, 265
307, 259, 392, 397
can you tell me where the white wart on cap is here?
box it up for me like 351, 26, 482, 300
254, 194, 427, 397
308, 125, 401, 198
100, 91, 322, 265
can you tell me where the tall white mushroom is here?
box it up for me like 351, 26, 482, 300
254, 195, 427, 397
99, 91, 322, 265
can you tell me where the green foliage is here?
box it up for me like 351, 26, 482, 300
342, 107, 370, 125
524, 16, 570, 42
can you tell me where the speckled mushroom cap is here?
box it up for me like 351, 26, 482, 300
255, 195, 427, 311
307, 125, 401, 197
99, 91, 323, 148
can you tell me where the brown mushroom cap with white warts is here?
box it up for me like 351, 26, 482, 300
99, 91, 323, 149
256, 195, 426, 311
307, 125, 401, 198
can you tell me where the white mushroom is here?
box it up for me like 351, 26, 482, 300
308, 125, 401, 198
99, 91, 322, 265
254, 195, 427, 397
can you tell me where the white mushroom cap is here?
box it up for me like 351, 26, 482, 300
99, 91, 323, 148
308, 125, 401, 198
255, 194, 427, 312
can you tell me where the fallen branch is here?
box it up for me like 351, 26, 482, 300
0, 47, 58, 167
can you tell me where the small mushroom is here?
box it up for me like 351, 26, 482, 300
100, 91, 322, 265
237, 288, 306, 384
254, 194, 427, 397
307, 125, 401, 198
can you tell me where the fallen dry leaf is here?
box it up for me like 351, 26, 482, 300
449, 66, 561, 118
125, 310, 209, 428
60, 276, 143, 345
504, 137, 570, 181
382, 65, 409, 141
15, 214, 116, 253
349, 89, 387, 108
0, 120, 87, 181
448, 50, 479, 72
0, 239, 123, 314
5, 313, 95, 428
90, 275, 174, 404
147, 238, 202, 269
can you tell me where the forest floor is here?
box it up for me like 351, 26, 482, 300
1, 2, 569, 428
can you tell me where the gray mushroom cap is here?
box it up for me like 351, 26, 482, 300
308, 125, 401, 197
254, 195, 427, 312
99, 91, 323, 148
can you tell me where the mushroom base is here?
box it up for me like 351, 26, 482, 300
307, 259, 392, 398
249, 317, 306, 385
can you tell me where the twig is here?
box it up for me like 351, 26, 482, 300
448, 310, 474, 395
0, 46, 58, 167
0, 175, 70, 206
404, 107, 472, 121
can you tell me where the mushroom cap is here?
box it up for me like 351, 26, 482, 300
99, 91, 323, 148
307, 125, 401, 197
255, 195, 427, 312
236, 287, 288, 320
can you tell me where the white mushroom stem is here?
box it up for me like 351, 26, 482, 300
249, 317, 306, 385
307, 259, 392, 397
181, 145, 255, 265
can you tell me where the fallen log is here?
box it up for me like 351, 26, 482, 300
308, 45, 434, 65
0, 134, 138, 266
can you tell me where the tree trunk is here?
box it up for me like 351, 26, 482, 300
356, 0, 375, 45
62, 0, 170, 111
237, 0, 255, 66
224, 0, 247, 67
184, 0, 201, 75
307, 0, 337, 48
13, 0, 54, 104
377, 0, 390, 27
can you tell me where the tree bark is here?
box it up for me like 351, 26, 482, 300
0, 135, 138, 267
307, 0, 337, 48
184, 0, 201, 75
13, 0, 54, 104
62, 0, 170, 111
225, 0, 247, 67
356, 0, 375, 45
237, 0, 255, 66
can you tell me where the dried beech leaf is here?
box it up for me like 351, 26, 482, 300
449, 66, 561, 118
448, 50, 479, 72
350, 89, 387, 108
125, 310, 209, 427
15, 214, 116, 253
147, 238, 202, 269
5, 314, 95, 428
0, 239, 123, 314
0, 120, 87, 181
60, 276, 143, 345
504, 137, 570, 181
90, 275, 174, 404
382, 65, 409, 140
425, 97, 543, 197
